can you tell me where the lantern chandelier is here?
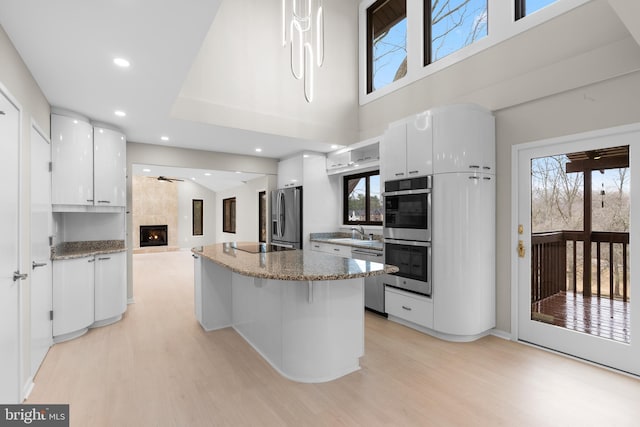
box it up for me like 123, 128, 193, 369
282, 0, 324, 102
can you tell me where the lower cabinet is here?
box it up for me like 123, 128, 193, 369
52, 256, 95, 341
384, 286, 433, 329
310, 242, 350, 257
94, 252, 127, 325
53, 251, 127, 342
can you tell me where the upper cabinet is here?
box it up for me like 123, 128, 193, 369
381, 104, 495, 182
51, 114, 94, 206
51, 113, 126, 211
381, 114, 433, 182
277, 155, 304, 188
93, 127, 126, 206
431, 104, 495, 174
326, 138, 380, 175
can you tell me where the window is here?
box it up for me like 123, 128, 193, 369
515, 0, 557, 20
424, 0, 488, 65
367, 0, 407, 93
223, 197, 236, 234
192, 199, 203, 236
343, 171, 383, 225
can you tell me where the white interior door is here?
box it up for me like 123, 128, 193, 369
30, 124, 52, 378
514, 125, 639, 375
0, 88, 21, 403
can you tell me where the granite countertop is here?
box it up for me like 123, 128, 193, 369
193, 242, 397, 281
51, 240, 126, 260
309, 232, 384, 251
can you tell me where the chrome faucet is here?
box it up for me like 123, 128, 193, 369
351, 225, 367, 240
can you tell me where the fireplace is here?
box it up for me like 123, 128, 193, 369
140, 225, 168, 247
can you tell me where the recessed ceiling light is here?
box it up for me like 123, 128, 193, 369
113, 57, 130, 68
255, 148, 262, 152
331, 144, 339, 149
235, 171, 242, 174
191, 177, 196, 181
142, 168, 151, 173
114, 110, 126, 117
204, 172, 212, 176
160, 136, 169, 141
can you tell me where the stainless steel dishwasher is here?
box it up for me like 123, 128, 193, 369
351, 248, 386, 315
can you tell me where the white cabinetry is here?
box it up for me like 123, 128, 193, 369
94, 252, 127, 326
52, 256, 95, 341
277, 156, 304, 188
310, 242, 351, 257
385, 286, 433, 329
432, 172, 495, 337
53, 251, 127, 341
51, 114, 94, 206
326, 150, 350, 171
381, 113, 433, 182
432, 104, 495, 174
93, 126, 126, 207
51, 113, 126, 210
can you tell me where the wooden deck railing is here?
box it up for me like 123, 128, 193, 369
531, 231, 629, 303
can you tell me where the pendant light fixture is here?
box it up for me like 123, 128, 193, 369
282, 0, 324, 102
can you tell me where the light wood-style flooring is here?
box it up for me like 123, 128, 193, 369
27, 251, 640, 426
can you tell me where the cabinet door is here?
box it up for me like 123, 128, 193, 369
51, 115, 94, 206
94, 127, 126, 207
406, 113, 433, 177
277, 156, 303, 188
326, 150, 350, 170
381, 122, 407, 182
94, 252, 127, 322
52, 257, 95, 337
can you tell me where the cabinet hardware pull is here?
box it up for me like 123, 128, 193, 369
192, 254, 199, 259
13, 271, 28, 282
483, 166, 491, 170
401, 305, 412, 311
98, 257, 111, 261
469, 165, 480, 169
395, 173, 404, 176
333, 248, 340, 251
408, 170, 419, 174
483, 177, 491, 180
88, 259, 95, 263
86, 199, 94, 202
32, 261, 47, 269
97, 200, 111, 204
468, 176, 480, 180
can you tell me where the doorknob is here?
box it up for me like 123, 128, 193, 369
13, 271, 28, 282
518, 240, 526, 258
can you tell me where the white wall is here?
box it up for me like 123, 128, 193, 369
216, 175, 276, 243
177, 180, 217, 248
174, 0, 360, 145
0, 24, 51, 400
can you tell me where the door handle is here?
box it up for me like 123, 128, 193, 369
32, 261, 47, 270
518, 240, 526, 258
13, 271, 28, 282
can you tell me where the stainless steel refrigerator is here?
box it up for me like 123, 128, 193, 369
270, 186, 302, 249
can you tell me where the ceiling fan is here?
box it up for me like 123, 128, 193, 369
154, 176, 184, 183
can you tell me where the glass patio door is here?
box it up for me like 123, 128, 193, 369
515, 126, 639, 376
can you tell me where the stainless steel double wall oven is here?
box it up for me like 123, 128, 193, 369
382, 176, 432, 296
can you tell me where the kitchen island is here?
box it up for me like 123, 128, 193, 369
192, 242, 397, 383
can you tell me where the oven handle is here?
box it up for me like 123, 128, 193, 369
384, 238, 431, 247
382, 188, 431, 197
